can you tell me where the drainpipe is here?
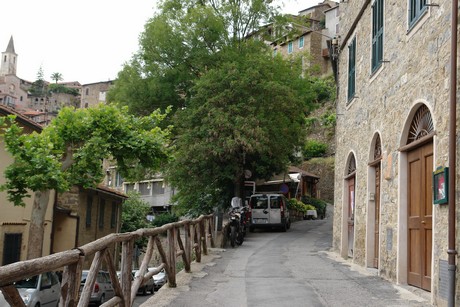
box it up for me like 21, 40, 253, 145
448, 0, 458, 306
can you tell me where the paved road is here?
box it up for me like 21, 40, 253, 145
143, 206, 432, 307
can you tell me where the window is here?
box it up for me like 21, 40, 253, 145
139, 182, 151, 195
111, 202, 117, 229
372, 0, 384, 72
115, 171, 124, 187
288, 41, 293, 54
3, 233, 22, 265
409, 0, 427, 28
85, 88, 89, 95
152, 181, 165, 195
348, 37, 356, 101
298, 36, 304, 49
99, 199, 106, 229
125, 183, 135, 193
86, 196, 93, 227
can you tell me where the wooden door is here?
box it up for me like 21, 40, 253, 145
348, 177, 355, 258
407, 143, 433, 291
373, 164, 381, 268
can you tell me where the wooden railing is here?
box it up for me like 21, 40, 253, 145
0, 214, 215, 307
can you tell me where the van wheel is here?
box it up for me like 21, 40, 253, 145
281, 223, 287, 232
249, 226, 254, 233
287, 220, 291, 229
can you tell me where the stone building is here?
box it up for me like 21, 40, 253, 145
333, 1, 458, 305
81, 80, 114, 109
270, 0, 338, 76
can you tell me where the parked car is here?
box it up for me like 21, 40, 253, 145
148, 267, 167, 290
132, 270, 155, 295
80, 270, 114, 306
0, 271, 61, 307
249, 193, 291, 232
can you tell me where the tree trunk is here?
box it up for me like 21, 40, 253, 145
27, 190, 51, 260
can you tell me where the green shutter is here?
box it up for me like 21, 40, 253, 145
348, 38, 356, 101
372, 0, 383, 72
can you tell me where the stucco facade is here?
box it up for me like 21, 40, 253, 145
333, 1, 458, 305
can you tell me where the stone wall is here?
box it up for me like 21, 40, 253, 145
333, 1, 455, 305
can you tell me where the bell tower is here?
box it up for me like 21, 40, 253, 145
0, 36, 18, 76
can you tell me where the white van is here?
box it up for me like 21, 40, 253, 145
249, 194, 291, 232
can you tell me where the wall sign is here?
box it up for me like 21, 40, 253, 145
433, 167, 448, 205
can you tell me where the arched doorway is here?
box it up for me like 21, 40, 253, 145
345, 154, 356, 258
368, 134, 382, 269
402, 104, 434, 291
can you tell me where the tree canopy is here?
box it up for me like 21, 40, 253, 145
107, 0, 280, 115
0, 104, 171, 258
108, 0, 335, 215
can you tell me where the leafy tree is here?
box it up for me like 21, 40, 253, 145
107, 0, 279, 116
0, 104, 171, 259
167, 43, 315, 214
29, 66, 47, 97
108, 0, 333, 215
50, 72, 63, 84
48, 83, 80, 96
121, 192, 152, 248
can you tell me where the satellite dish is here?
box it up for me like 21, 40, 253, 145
244, 169, 252, 179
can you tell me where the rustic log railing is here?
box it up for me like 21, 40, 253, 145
0, 214, 214, 307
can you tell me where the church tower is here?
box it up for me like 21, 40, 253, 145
0, 36, 17, 76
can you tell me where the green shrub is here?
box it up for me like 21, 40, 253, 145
288, 198, 308, 213
303, 139, 328, 160
301, 195, 327, 219
151, 212, 179, 227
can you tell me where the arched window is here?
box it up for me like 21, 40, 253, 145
407, 104, 434, 144
374, 135, 382, 161
348, 154, 356, 175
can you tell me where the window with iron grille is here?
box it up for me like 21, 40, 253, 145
372, 0, 384, 72
409, 0, 427, 28
348, 37, 356, 102
3, 233, 22, 265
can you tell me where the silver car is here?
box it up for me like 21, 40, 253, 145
148, 267, 167, 290
80, 270, 114, 306
0, 271, 61, 307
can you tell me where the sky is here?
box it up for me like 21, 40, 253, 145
0, 0, 321, 85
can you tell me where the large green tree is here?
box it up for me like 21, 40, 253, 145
0, 104, 170, 259
107, 0, 279, 115
108, 0, 332, 215
167, 43, 317, 214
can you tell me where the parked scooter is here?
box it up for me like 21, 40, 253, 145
228, 197, 245, 247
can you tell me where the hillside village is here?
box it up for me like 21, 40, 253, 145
5, 0, 460, 305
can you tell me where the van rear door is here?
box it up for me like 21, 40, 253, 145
269, 195, 282, 224
250, 195, 269, 225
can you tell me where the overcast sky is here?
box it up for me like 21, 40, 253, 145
0, 0, 321, 85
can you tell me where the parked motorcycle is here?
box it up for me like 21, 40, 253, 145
228, 197, 245, 247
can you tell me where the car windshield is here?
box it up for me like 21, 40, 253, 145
80, 272, 88, 283
15, 276, 38, 289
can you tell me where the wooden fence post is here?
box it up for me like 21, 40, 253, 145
194, 223, 202, 263
167, 227, 177, 287
200, 220, 208, 256
120, 240, 133, 307
184, 222, 192, 272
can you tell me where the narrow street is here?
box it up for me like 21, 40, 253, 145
143, 206, 432, 307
